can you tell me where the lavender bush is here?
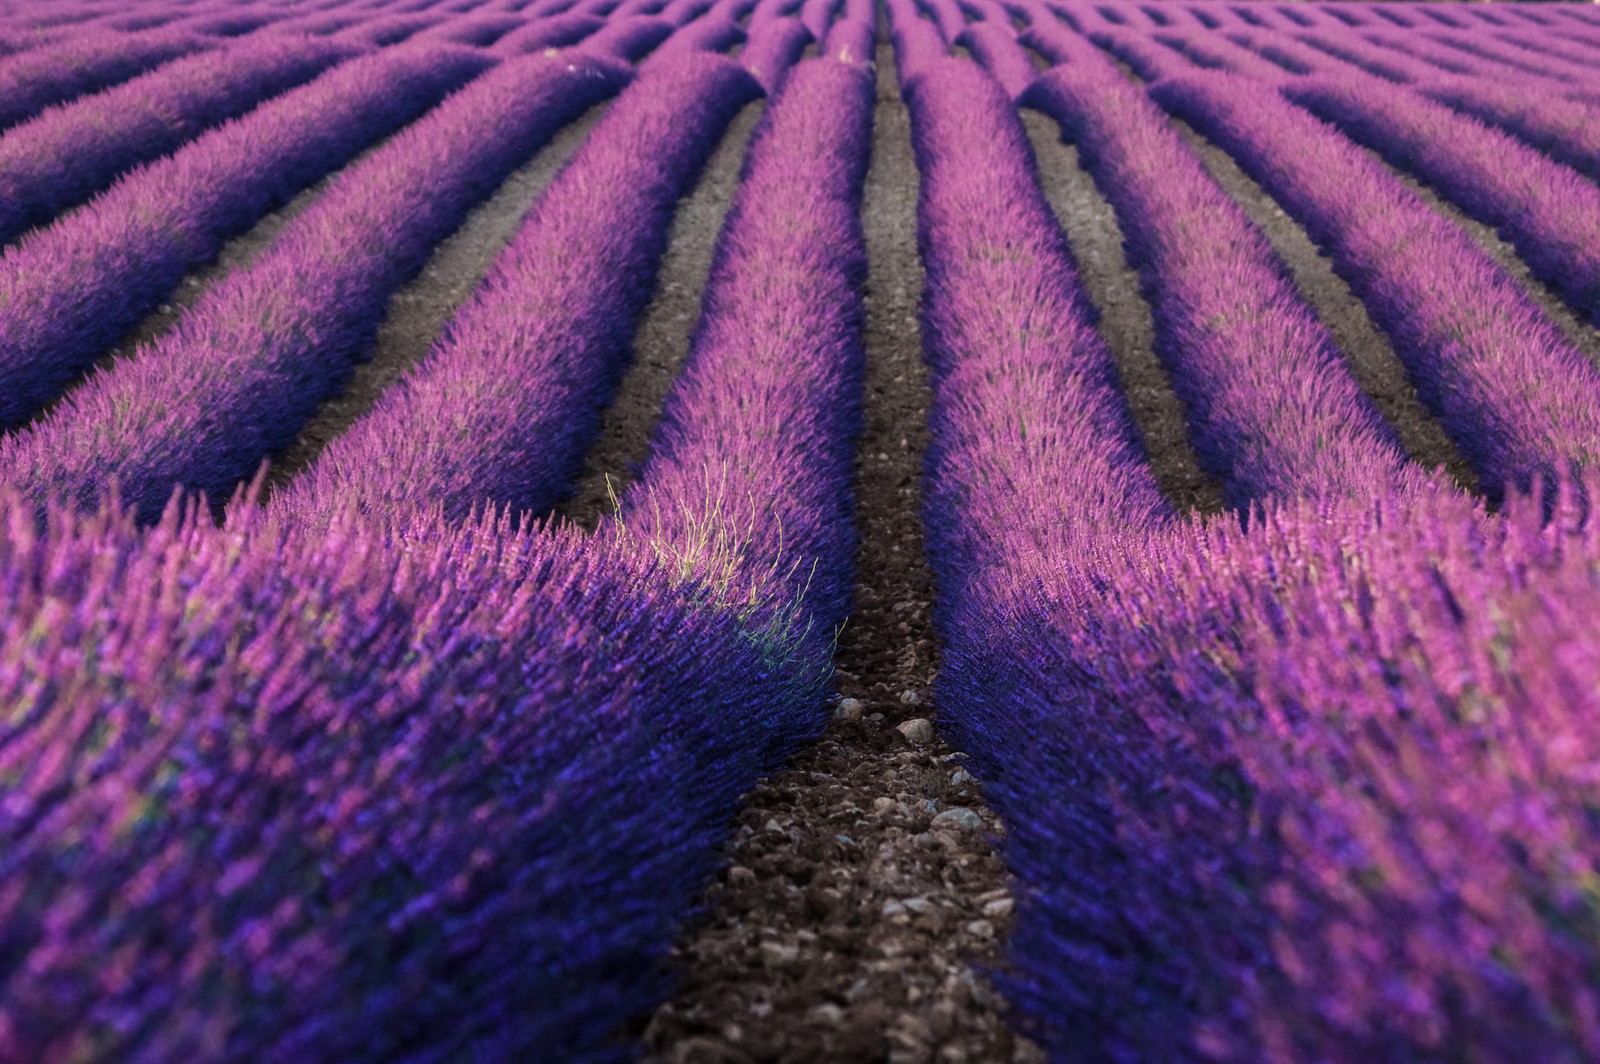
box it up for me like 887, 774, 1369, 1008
0, 33, 874, 1064
0, 35, 357, 247
0, 28, 201, 131
5, 49, 630, 524
281, 51, 763, 528
0, 43, 488, 428
899, 11, 1600, 1060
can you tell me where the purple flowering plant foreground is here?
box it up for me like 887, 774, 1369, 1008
5, 0, 1600, 1059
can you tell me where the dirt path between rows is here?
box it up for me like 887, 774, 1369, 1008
645, 44, 1037, 1064
554, 100, 765, 530
1020, 108, 1226, 515
267, 97, 616, 489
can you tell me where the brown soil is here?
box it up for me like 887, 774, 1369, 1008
644, 45, 1038, 1064
553, 101, 764, 530
1166, 115, 1480, 494
265, 99, 615, 490
1020, 107, 1226, 515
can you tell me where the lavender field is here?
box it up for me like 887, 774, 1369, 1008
1, 0, 1598, 1060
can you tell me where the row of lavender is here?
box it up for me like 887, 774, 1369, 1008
0, 0, 566, 136
0, 0, 832, 433
894, 0, 1600, 1059
0, 0, 824, 52
914, 0, 1600, 499
13, 0, 1600, 1058
1074, 16, 1600, 495
0, 0, 836, 255
1067, 3, 1600, 325
0, 4, 881, 1062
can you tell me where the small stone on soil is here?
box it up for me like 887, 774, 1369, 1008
810, 1003, 845, 1026
897, 718, 935, 745
760, 941, 800, 969
931, 807, 984, 832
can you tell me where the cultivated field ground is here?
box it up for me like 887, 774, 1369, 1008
1, 0, 1598, 1060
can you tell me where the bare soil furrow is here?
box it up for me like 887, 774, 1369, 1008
1021, 107, 1227, 515
554, 99, 763, 530
645, 44, 1036, 1064
264, 98, 613, 491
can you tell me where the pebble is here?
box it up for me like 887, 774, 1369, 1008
900, 688, 922, 705
873, 796, 897, 813
759, 941, 799, 969
983, 897, 1014, 918
897, 718, 935, 745
835, 697, 865, 722
950, 770, 976, 787
893, 1012, 934, 1045
965, 919, 995, 939
810, 1003, 845, 1026
932, 807, 985, 832
726, 865, 756, 887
